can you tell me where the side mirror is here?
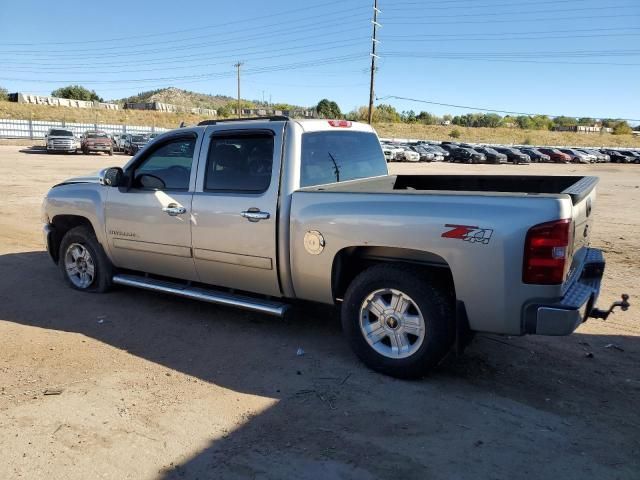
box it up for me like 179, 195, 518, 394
99, 167, 124, 187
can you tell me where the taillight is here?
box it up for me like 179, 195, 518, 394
328, 120, 352, 128
523, 219, 573, 284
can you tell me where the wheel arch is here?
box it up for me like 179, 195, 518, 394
331, 246, 456, 302
49, 215, 97, 263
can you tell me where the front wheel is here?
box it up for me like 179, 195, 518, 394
59, 226, 113, 293
341, 264, 454, 378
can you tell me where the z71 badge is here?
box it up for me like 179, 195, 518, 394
441, 224, 493, 245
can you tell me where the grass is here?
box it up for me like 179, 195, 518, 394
1, 101, 638, 148
374, 123, 640, 148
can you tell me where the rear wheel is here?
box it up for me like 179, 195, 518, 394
341, 264, 454, 378
59, 226, 113, 293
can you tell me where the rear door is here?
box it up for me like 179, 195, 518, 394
190, 122, 285, 297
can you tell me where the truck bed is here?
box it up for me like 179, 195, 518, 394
303, 175, 598, 205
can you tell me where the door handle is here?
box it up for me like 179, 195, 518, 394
162, 204, 187, 216
241, 210, 270, 222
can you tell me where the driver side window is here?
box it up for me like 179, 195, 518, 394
133, 137, 195, 191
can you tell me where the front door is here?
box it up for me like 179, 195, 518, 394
105, 132, 201, 281
191, 123, 285, 297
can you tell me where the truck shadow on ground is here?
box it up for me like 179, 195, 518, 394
0, 251, 638, 479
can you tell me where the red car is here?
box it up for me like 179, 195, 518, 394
81, 131, 113, 155
538, 148, 571, 163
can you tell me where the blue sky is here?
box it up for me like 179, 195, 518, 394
1, 0, 639, 121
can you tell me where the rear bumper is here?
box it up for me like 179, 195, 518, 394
524, 248, 604, 335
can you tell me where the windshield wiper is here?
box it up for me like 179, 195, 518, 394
328, 152, 340, 182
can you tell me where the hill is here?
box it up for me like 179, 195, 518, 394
117, 87, 235, 109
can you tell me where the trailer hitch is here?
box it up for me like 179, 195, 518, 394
589, 294, 630, 320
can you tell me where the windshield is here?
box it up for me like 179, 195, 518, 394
301, 131, 387, 188
87, 133, 108, 139
132, 135, 146, 142
49, 129, 73, 137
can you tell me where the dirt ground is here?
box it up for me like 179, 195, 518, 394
0, 145, 638, 480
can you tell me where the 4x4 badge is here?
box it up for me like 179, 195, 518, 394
442, 224, 493, 245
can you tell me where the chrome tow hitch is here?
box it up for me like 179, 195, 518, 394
589, 294, 630, 320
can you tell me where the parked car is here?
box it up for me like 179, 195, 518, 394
620, 150, 640, 163
538, 148, 571, 163
408, 145, 438, 162
520, 148, 551, 163
398, 144, 420, 162
493, 147, 531, 164
381, 143, 404, 162
419, 145, 445, 162
605, 150, 635, 163
559, 148, 593, 164
450, 147, 486, 164
81, 131, 113, 155
124, 134, 150, 156
578, 149, 609, 163
424, 144, 450, 161
475, 147, 508, 164
41, 117, 628, 378
45, 128, 79, 154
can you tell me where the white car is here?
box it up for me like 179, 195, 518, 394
381, 144, 404, 162
398, 145, 420, 162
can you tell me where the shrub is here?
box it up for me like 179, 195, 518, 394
0, 87, 8, 102
449, 128, 461, 139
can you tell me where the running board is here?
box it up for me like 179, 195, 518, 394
112, 274, 289, 317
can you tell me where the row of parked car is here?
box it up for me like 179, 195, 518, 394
44, 128, 159, 155
380, 139, 640, 165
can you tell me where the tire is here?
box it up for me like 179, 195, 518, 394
58, 226, 113, 293
82, 147, 88, 155
341, 264, 454, 379
108, 148, 113, 156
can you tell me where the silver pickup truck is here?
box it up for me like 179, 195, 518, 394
42, 117, 629, 378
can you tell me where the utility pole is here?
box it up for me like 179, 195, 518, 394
367, 0, 381, 125
234, 61, 244, 118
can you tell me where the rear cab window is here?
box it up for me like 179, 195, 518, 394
300, 131, 387, 188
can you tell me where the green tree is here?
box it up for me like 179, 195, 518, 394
373, 104, 401, 123
416, 111, 439, 125
449, 128, 461, 139
612, 121, 632, 135
0, 86, 8, 101
316, 98, 342, 118
577, 117, 595, 126
51, 85, 103, 102
401, 110, 418, 123
553, 116, 578, 127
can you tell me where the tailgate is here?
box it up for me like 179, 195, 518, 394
565, 177, 598, 279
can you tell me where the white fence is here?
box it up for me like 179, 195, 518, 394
0, 118, 169, 139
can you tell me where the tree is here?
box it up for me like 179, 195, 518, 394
51, 85, 103, 102
316, 98, 342, 119
400, 110, 418, 123
449, 128, 461, 139
612, 121, 632, 135
372, 104, 401, 123
577, 117, 595, 126
553, 116, 578, 127
0, 86, 8, 101
416, 111, 439, 125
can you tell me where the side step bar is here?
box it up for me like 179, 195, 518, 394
112, 274, 289, 317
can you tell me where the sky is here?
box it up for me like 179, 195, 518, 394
0, 0, 639, 122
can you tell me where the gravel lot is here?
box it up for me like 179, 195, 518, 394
0, 145, 638, 480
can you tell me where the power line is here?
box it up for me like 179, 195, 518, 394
383, 4, 637, 19
0, 13, 368, 58
383, 13, 639, 25
0, 54, 368, 85
384, 32, 640, 43
1, 0, 350, 46
1, 38, 369, 74
376, 95, 640, 122
385, 26, 640, 39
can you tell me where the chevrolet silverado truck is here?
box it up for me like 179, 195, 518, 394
41, 117, 629, 378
